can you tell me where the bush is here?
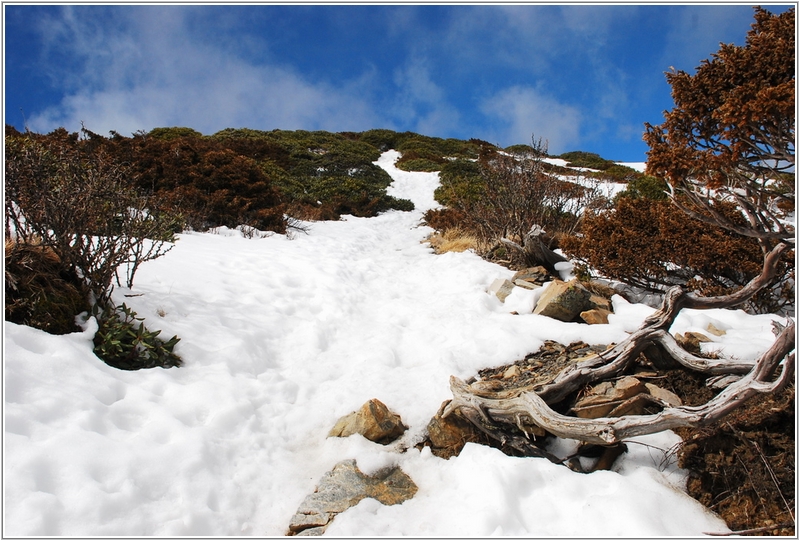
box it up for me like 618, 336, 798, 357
560, 196, 794, 314
558, 150, 616, 170
5, 127, 180, 308
5, 238, 90, 334
432, 142, 604, 265
93, 304, 182, 370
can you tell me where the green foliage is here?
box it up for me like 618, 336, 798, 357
148, 127, 203, 140
396, 158, 444, 172
614, 175, 669, 202
93, 304, 182, 371
434, 159, 484, 207
558, 151, 616, 170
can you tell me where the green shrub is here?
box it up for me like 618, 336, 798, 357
396, 158, 444, 172
93, 303, 182, 370
558, 150, 616, 170
148, 127, 203, 140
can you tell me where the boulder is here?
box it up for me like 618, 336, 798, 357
425, 401, 486, 459
488, 278, 515, 302
533, 279, 591, 322
512, 266, 550, 287
328, 399, 407, 444
586, 293, 613, 312
580, 308, 612, 325
287, 459, 417, 535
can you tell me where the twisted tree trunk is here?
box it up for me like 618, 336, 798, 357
444, 242, 794, 447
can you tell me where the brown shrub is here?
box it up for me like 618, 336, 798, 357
561, 197, 794, 314
5, 238, 90, 334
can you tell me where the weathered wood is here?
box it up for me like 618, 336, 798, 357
446, 323, 794, 446
500, 224, 568, 275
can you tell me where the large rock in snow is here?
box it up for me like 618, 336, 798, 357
287, 459, 417, 536
328, 399, 407, 444
533, 279, 591, 321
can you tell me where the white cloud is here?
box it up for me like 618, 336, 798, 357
27, 7, 386, 136
480, 86, 581, 153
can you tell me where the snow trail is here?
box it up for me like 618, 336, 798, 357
5, 150, 779, 535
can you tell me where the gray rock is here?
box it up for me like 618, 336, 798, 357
287, 460, 417, 535
488, 278, 515, 302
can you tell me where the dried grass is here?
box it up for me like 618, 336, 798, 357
426, 227, 479, 254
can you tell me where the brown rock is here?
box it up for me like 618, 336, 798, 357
426, 401, 485, 459
645, 383, 683, 407
586, 293, 613, 312
706, 323, 727, 336
573, 376, 647, 418
503, 365, 520, 379
533, 279, 592, 322
328, 399, 407, 444
675, 331, 712, 354
580, 308, 612, 325
512, 266, 549, 287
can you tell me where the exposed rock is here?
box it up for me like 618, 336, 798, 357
488, 278, 515, 302
512, 266, 550, 287
675, 331, 713, 354
503, 365, 520, 379
706, 323, 727, 336
287, 459, 417, 535
572, 376, 648, 418
328, 399, 407, 444
425, 401, 486, 459
645, 383, 683, 407
513, 279, 541, 290
580, 308, 612, 325
586, 293, 613, 312
533, 279, 592, 322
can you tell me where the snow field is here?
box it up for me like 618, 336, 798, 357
5, 150, 783, 536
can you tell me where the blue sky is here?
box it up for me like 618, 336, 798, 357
3, 4, 792, 161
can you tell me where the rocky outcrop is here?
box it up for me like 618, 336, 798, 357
287, 460, 417, 535
533, 279, 592, 321
328, 399, 407, 444
571, 376, 683, 419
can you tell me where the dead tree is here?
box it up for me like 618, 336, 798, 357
444, 7, 795, 449
500, 225, 568, 275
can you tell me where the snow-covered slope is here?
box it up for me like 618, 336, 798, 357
5, 150, 782, 536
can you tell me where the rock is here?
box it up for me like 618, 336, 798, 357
706, 323, 727, 336
328, 399, 407, 444
512, 266, 549, 286
425, 401, 485, 459
503, 365, 520, 379
488, 278, 515, 302
572, 376, 647, 418
644, 383, 683, 407
675, 331, 712, 354
533, 279, 592, 322
513, 279, 541, 290
287, 459, 417, 535
586, 293, 613, 312
580, 308, 611, 325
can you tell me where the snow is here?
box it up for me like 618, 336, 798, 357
5, 149, 784, 536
